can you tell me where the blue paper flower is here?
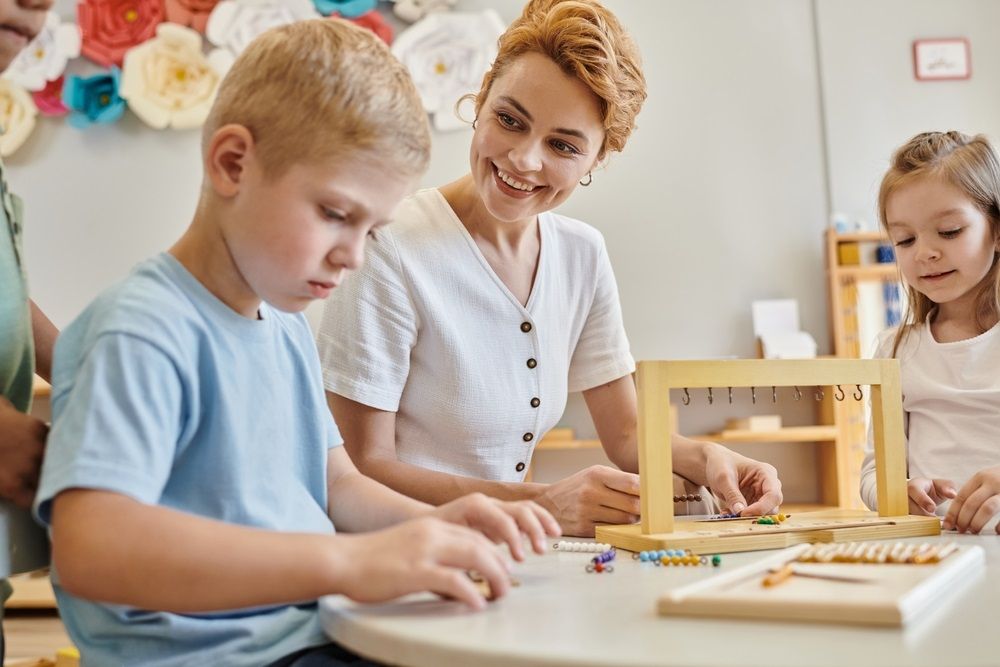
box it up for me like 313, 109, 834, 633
312, 0, 376, 19
62, 67, 126, 129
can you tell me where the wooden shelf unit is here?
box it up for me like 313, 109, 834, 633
825, 229, 901, 510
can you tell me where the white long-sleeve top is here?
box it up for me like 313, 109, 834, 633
859, 320, 1000, 512
317, 188, 634, 482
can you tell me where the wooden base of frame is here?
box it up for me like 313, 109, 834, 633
595, 510, 940, 555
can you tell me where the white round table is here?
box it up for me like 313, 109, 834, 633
319, 533, 998, 667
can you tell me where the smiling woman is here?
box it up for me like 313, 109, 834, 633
317, 0, 785, 537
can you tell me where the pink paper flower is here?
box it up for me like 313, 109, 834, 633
32, 76, 68, 116
165, 0, 220, 34
78, 0, 165, 67
342, 10, 392, 45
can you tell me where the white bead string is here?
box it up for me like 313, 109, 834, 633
552, 541, 612, 553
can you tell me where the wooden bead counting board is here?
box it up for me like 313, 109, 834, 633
658, 541, 985, 626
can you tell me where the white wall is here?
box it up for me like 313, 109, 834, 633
817, 0, 1000, 224
22, 1, 985, 499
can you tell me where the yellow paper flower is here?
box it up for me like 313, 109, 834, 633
0, 79, 38, 156
120, 23, 224, 129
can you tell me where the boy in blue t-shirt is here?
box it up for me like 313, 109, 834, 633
34, 20, 559, 667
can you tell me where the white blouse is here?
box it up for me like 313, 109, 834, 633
318, 188, 634, 482
859, 320, 1000, 511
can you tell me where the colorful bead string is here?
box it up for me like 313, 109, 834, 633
752, 513, 791, 525
585, 548, 616, 573
797, 541, 958, 564
634, 549, 722, 567
553, 541, 612, 553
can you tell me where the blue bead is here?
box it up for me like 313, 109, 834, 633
639, 552, 649, 562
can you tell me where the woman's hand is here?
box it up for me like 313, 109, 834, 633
702, 443, 783, 516
535, 465, 641, 537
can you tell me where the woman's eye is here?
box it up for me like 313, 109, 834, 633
498, 112, 519, 128
551, 139, 579, 155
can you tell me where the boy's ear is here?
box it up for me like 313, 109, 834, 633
205, 125, 255, 198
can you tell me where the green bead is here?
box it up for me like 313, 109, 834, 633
711, 554, 722, 567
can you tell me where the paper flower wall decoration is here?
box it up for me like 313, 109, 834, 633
165, 0, 221, 34
206, 0, 319, 73
33, 77, 68, 116
63, 67, 126, 128
313, 0, 376, 19
0, 80, 38, 156
391, 10, 504, 131
120, 23, 224, 130
392, 0, 456, 24
4, 12, 81, 92
78, 0, 165, 68
341, 10, 393, 45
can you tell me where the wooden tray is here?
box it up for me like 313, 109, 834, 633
658, 543, 984, 626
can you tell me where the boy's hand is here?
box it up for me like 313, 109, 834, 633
703, 443, 783, 516
337, 516, 511, 609
535, 465, 640, 537
0, 396, 47, 508
943, 467, 1000, 534
907, 477, 957, 516
430, 493, 560, 560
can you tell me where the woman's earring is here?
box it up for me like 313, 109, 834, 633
579, 172, 592, 187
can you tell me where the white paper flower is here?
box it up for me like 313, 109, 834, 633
4, 12, 81, 92
206, 0, 319, 74
391, 10, 504, 132
0, 80, 38, 156
392, 0, 456, 24
120, 23, 224, 130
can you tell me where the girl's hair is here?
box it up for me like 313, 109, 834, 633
468, 0, 646, 161
878, 131, 1000, 356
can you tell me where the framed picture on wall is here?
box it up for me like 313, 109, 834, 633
912, 38, 971, 81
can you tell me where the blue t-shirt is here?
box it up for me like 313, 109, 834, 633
35, 253, 342, 667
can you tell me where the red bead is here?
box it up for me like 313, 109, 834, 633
594, 562, 604, 573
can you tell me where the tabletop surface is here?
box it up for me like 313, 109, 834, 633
319, 531, 999, 667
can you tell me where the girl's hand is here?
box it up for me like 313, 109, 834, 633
431, 493, 561, 560
907, 477, 957, 516
943, 467, 1000, 533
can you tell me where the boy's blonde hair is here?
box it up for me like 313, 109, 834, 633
470, 0, 646, 161
203, 19, 430, 178
878, 131, 1000, 356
